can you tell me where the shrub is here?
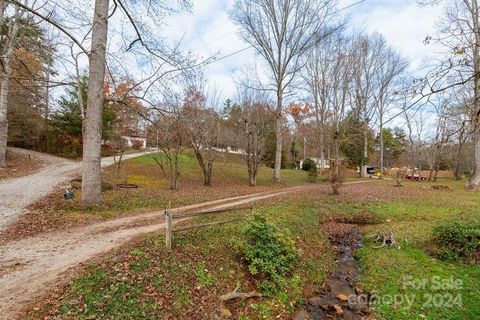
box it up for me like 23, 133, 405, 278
432, 221, 480, 263
302, 158, 317, 172
232, 214, 300, 295
307, 170, 318, 183
285, 161, 297, 170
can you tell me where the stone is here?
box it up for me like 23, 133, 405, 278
292, 309, 312, 320
333, 304, 344, 315
337, 294, 349, 302
308, 296, 324, 306
321, 304, 330, 311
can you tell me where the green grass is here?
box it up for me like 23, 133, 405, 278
58, 151, 313, 218
27, 192, 336, 320
26, 175, 480, 319
356, 180, 480, 320
128, 151, 310, 186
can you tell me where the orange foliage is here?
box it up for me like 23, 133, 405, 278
287, 102, 311, 123
105, 79, 147, 137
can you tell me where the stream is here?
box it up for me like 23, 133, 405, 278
294, 222, 370, 320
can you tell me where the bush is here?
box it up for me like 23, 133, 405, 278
307, 170, 318, 183
284, 161, 297, 170
432, 221, 480, 263
302, 158, 317, 172
231, 214, 300, 295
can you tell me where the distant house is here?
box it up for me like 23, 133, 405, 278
299, 157, 331, 170
122, 136, 147, 149
213, 144, 246, 155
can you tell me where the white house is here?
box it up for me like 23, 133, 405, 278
299, 157, 331, 170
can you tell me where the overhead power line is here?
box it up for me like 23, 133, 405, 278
203, 0, 368, 67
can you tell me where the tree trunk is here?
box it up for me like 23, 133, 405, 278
0, 5, 20, 168
173, 154, 179, 190
81, 0, 110, 205
0, 73, 11, 168
428, 148, 435, 182
454, 128, 465, 180
273, 91, 283, 182
468, 125, 480, 189
361, 118, 368, 177
205, 160, 213, 186
193, 147, 213, 187
434, 161, 440, 182
379, 123, 384, 178
314, 95, 326, 173
319, 126, 325, 172
249, 165, 256, 186
45, 70, 50, 119
468, 0, 480, 189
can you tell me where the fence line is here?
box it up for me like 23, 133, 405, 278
164, 203, 254, 250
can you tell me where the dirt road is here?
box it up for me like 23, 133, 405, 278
0, 185, 310, 319
0, 149, 147, 232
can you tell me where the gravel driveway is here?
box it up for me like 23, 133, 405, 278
0, 148, 147, 232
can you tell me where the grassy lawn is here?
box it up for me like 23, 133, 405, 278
18, 170, 480, 319
357, 179, 480, 320
59, 151, 312, 217
1, 151, 316, 241
25, 190, 339, 319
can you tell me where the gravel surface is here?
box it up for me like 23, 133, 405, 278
0, 149, 147, 232
0, 186, 310, 319
0, 153, 370, 319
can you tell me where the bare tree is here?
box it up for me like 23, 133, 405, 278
0, 1, 24, 167
230, 0, 335, 182
302, 42, 332, 173
152, 95, 185, 190
402, 96, 427, 179
10, 0, 197, 203
375, 48, 408, 177
322, 34, 354, 194
182, 77, 220, 187
236, 82, 272, 186
420, 0, 480, 188
427, 101, 449, 181
351, 33, 387, 177
451, 109, 470, 180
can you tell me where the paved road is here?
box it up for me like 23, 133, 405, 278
0, 149, 147, 231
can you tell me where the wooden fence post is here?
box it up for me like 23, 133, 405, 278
165, 210, 172, 250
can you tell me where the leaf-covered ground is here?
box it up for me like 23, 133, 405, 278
357, 179, 480, 320
22, 189, 339, 320
0, 149, 43, 180
21, 179, 480, 320
1, 152, 314, 241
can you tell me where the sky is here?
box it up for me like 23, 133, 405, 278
162, 0, 444, 101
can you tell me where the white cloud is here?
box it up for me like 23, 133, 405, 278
162, 0, 443, 101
